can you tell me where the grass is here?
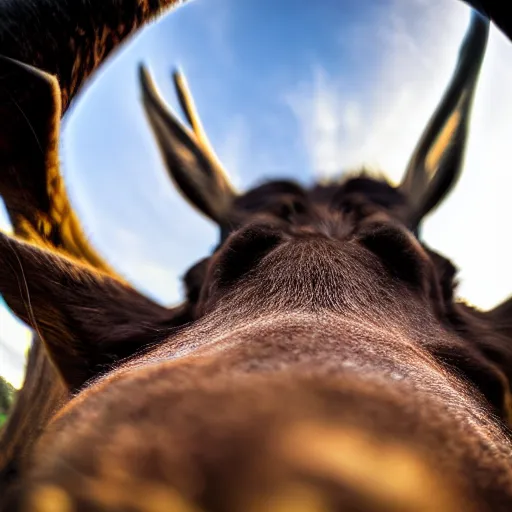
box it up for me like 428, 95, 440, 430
0, 377, 15, 428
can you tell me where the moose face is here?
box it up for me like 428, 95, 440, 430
180, 170, 511, 423
3, 7, 512, 512
185, 176, 415, 312
16, 171, 512, 510
136, 8, 489, 315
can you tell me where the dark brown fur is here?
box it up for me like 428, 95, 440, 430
0, 0, 186, 497
2, 174, 512, 511
0, 0, 183, 112
0, 2, 511, 511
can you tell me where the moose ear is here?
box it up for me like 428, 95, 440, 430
0, 56, 117, 275
0, 232, 186, 391
0, 56, 61, 224
399, 11, 490, 228
139, 64, 237, 226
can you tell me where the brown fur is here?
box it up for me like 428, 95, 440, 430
0, 2, 511, 511
0, 0, 187, 496
2, 175, 512, 510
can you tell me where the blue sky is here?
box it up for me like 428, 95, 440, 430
1, 0, 511, 386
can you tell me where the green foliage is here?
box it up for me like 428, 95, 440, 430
0, 376, 16, 427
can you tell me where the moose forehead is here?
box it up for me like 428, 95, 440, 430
234, 176, 407, 214
222, 176, 411, 241
120, 172, 497, 414
186, 175, 430, 312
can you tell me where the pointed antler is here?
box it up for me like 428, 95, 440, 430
139, 65, 237, 226
399, 10, 489, 228
0, 57, 117, 274
173, 70, 228, 172
173, 68, 236, 191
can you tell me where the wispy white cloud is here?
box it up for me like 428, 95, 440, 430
284, 0, 512, 309
285, 0, 467, 181
284, 66, 366, 178
215, 114, 249, 189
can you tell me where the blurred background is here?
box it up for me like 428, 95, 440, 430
1, 0, 511, 390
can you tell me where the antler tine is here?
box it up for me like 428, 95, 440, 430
172, 69, 233, 184
139, 63, 237, 225
172, 69, 209, 145
400, 10, 490, 227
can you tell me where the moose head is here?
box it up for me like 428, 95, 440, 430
1, 3, 512, 511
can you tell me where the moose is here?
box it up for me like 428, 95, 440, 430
0, 0, 511, 510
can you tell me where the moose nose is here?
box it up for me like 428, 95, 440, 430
197, 222, 287, 309
356, 220, 439, 299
